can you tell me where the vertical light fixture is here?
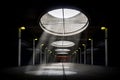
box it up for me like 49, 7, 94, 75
33, 38, 38, 65
79, 47, 82, 63
82, 44, 86, 64
101, 27, 108, 66
18, 26, 25, 67
88, 38, 94, 65
76, 50, 79, 63
40, 44, 44, 64
44, 47, 48, 64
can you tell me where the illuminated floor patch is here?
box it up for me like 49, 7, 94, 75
25, 70, 77, 76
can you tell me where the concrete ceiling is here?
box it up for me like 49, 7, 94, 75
2, 0, 115, 55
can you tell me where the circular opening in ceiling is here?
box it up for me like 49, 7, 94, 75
40, 8, 89, 36
56, 52, 69, 54
48, 8, 80, 18
51, 41, 75, 47
55, 49, 70, 51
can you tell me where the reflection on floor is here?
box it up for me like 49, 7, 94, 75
2, 63, 120, 80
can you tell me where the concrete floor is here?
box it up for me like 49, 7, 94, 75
1, 63, 120, 80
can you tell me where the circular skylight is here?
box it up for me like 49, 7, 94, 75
55, 49, 70, 51
56, 52, 68, 54
51, 41, 75, 47
48, 8, 80, 18
40, 8, 89, 36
